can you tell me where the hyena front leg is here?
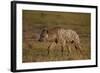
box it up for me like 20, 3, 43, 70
48, 42, 56, 55
66, 43, 71, 56
61, 41, 66, 56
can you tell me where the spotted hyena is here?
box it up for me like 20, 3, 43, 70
38, 27, 82, 56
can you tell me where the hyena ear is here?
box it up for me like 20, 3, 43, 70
43, 27, 48, 33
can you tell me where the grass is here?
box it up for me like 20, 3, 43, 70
22, 10, 91, 63
22, 40, 90, 63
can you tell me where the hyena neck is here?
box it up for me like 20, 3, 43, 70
47, 33, 57, 42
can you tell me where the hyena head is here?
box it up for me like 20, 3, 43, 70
38, 28, 48, 42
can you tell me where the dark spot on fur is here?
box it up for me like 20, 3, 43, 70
71, 40, 74, 43
55, 39, 58, 43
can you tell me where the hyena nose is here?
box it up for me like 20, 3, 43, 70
38, 39, 42, 42
38, 39, 40, 41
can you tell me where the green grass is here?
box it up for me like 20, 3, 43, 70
22, 10, 91, 63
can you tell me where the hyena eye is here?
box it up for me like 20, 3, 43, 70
41, 34, 46, 37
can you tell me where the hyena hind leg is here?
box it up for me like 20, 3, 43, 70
74, 42, 84, 57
